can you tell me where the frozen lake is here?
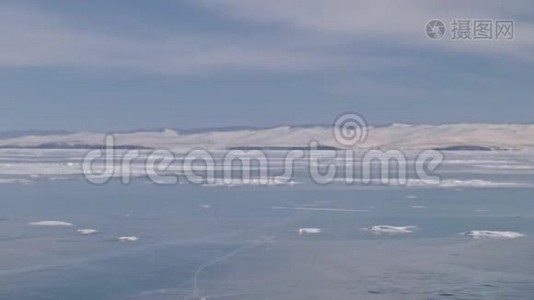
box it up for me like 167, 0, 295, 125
1, 150, 534, 299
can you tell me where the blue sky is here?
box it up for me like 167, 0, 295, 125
1, 0, 533, 131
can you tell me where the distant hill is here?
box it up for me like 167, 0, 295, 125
0, 130, 72, 139
0, 124, 533, 150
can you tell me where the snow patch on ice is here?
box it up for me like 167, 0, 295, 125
366, 225, 417, 234
77, 229, 98, 235
28, 220, 73, 227
461, 230, 525, 239
405, 179, 533, 188
298, 228, 322, 235
411, 205, 426, 209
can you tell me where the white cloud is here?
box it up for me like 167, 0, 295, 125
0, 5, 352, 74
0, 1, 532, 75
196, 0, 534, 62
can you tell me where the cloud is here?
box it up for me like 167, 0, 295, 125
0, 1, 532, 76
0, 5, 352, 74
196, 0, 534, 62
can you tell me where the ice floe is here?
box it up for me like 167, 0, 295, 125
366, 225, 417, 234
28, 221, 73, 227
118, 236, 139, 242
298, 228, 322, 235
203, 177, 298, 187
77, 229, 98, 235
461, 230, 525, 239
404, 179, 534, 188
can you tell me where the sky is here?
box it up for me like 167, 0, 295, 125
1, 0, 533, 131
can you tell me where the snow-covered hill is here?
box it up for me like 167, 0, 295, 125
1, 124, 533, 150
